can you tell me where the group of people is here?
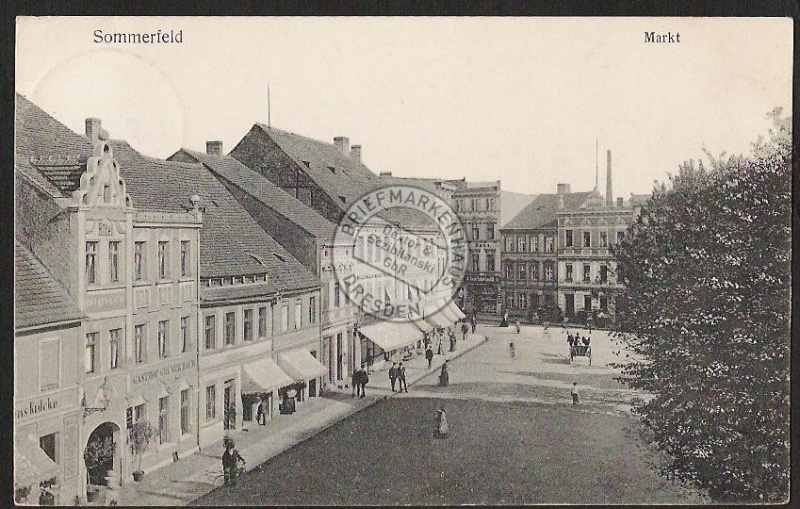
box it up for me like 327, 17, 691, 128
388, 362, 408, 393
350, 365, 370, 398
567, 333, 591, 360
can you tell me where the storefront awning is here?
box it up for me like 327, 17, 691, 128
359, 321, 421, 352
447, 301, 467, 320
424, 305, 454, 328
278, 349, 327, 381
409, 315, 434, 333
242, 358, 294, 394
14, 436, 59, 488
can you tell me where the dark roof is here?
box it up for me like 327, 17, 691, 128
502, 192, 592, 230
242, 125, 377, 207
201, 282, 279, 303
15, 240, 83, 329
175, 149, 336, 243
109, 141, 319, 291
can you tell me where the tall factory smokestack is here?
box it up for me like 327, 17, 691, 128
606, 150, 614, 207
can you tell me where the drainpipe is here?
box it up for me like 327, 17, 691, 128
195, 223, 202, 451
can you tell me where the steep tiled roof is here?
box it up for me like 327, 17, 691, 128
245, 124, 377, 207
15, 240, 83, 329
175, 149, 336, 243
109, 141, 319, 291
503, 192, 592, 230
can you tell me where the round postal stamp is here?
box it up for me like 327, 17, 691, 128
332, 185, 467, 323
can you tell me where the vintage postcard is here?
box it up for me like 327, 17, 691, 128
13, 16, 792, 506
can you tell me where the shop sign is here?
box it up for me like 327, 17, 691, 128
14, 387, 78, 420
466, 273, 500, 284
131, 358, 197, 385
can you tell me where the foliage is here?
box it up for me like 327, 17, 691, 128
83, 435, 116, 471
610, 110, 790, 502
127, 420, 157, 472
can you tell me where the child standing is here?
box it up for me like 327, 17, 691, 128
571, 382, 579, 405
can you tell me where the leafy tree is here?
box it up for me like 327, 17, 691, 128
611, 110, 790, 503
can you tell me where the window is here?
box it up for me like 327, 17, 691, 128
180, 389, 190, 435
530, 263, 539, 280
517, 236, 526, 252
109, 241, 120, 282
39, 339, 60, 391
504, 263, 513, 280
85, 242, 98, 284
600, 231, 608, 248
308, 297, 317, 324
134, 242, 145, 280
281, 304, 288, 332
85, 333, 97, 373
39, 433, 57, 463
486, 253, 495, 272
294, 300, 302, 329
583, 264, 591, 283
334, 283, 341, 308
471, 224, 480, 241
583, 231, 591, 248
518, 262, 527, 280
180, 241, 190, 276
584, 295, 592, 312
224, 312, 235, 345
134, 325, 145, 363
600, 265, 609, 283
158, 241, 168, 279
544, 263, 554, 281
505, 237, 514, 252
243, 309, 253, 341
156, 320, 168, 358
258, 306, 267, 338
530, 236, 539, 252
544, 236, 554, 253
109, 329, 121, 369
519, 293, 527, 309
471, 198, 479, 211
204, 315, 216, 350
565, 230, 573, 247
600, 295, 608, 311
565, 264, 573, 282
487, 223, 495, 240
158, 396, 169, 445
471, 251, 480, 272
205, 385, 216, 420
485, 198, 491, 210
180, 317, 189, 353
617, 231, 625, 243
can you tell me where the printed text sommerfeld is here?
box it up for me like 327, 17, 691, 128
93, 30, 183, 44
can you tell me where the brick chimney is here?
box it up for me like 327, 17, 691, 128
334, 136, 350, 156
606, 150, 614, 207
350, 145, 362, 164
206, 141, 223, 157
85, 118, 102, 142
556, 183, 571, 195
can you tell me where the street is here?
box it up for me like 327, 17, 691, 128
192, 324, 702, 505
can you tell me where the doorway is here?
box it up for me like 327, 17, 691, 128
84, 422, 119, 489
336, 333, 344, 381
223, 380, 236, 430
565, 293, 575, 317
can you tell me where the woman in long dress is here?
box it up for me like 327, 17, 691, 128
435, 406, 450, 438
439, 361, 450, 387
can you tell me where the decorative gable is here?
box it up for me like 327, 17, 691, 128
73, 139, 132, 208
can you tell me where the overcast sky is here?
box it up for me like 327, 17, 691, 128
16, 17, 792, 199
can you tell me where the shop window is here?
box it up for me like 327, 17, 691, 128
109, 328, 121, 369
85, 242, 97, 284
109, 241, 120, 282
204, 315, 216, 350
134, 324, 146, 363
85, 333, 97, 374
134, 241, 146, 280
39, 339, 60, 391
205, 385, 216, 420
224, 312, 236, 345
158, 396, 169, 444
180, 389, 191, 435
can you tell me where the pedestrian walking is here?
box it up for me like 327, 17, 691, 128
439, 360, 450, 387
222, 441, 243, 485
471, 315, 477, 333
351, 369, 359, 397
437, 337, 443, 355
571, 382, 579, 405
434, 406, 450, 439
358, 366, 369, 398
256, 398, 266, 425
397, 362, 408, 393
509, 341, 515, 359
389, 362, 398, 392
515, 320, 521, 334
425, 347, 434, 369
461, 322, 468, 341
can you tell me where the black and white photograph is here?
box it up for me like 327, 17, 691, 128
12, 15, 792, 506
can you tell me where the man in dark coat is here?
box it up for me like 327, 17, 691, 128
425, 347, 434, 369
397, 362, 408, 393
389, 362, 398, 392
351, 368, 359, 397
358, 366, 369, 398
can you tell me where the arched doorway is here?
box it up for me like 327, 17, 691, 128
84, 422, 120, 492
